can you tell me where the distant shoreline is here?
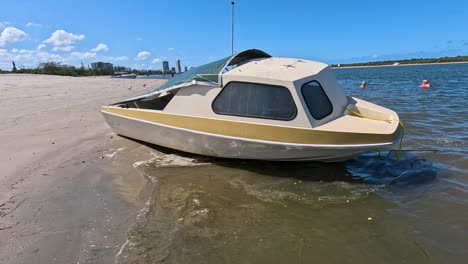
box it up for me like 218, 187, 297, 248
332, 61, 468, 69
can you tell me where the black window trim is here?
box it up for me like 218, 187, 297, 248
301, 80, 334, 120
212, 81, 298, 121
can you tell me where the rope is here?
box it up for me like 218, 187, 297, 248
345, 108, 405, 160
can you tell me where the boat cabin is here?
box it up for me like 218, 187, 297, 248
114, 49, 351, 129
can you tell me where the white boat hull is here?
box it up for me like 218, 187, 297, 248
102, 111, 396, 162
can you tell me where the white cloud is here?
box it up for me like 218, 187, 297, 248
168, 47, 175, 51
18, 49, 35, 54
90, 43, 109, 52
371, 54, 380, 58
44, 30, 85, 46
26, 22, 42, 28
52, 45, 74, 52
0, 22, 10, 29
0, 46, 83, 69
69, 51, 96, 59
0, 27, 28, 46
135, 51, 151, 60
6, 48, 63, 65
0, 48, 9, 56
152, 58, 162, 63
35, 51, 63, 62
37, 44, 46, 50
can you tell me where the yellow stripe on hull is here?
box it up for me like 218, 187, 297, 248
100, 106, 399, 145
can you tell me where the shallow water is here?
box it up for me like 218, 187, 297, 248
117, 64, 468, 263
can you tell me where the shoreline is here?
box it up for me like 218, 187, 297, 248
331, 61, 468, 69
0, 74, 165, 264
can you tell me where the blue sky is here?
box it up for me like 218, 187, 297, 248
1, 0, 467, 70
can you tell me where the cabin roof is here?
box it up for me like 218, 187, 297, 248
223, 57, 329, 82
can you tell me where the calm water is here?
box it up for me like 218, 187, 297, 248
117, 64, 468, 264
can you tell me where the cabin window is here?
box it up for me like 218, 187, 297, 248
301, 81, 333, 120
212, 82, 297, 120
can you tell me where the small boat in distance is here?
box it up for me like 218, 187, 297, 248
101, 49, 402, 162
111, 72, 137, 79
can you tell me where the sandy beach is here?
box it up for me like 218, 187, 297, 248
0, 74, 164, 264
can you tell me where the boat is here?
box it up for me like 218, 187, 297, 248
101, 49, 402, 162
111, 72, 137, 79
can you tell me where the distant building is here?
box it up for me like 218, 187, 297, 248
162, 61, 169, 72
171, 67, 176, 72
91, 62, 113, 73
176, 59, 181, 73
184, 66, 188, 72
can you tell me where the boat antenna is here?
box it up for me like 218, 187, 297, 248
231, 1, 235, 55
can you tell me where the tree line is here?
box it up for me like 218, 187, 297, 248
0, 61, 173, 76
332, 55, 468, 68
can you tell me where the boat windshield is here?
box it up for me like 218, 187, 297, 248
118, 49, 271, 103
153, 49, 271, 93
155, 56, 231, 92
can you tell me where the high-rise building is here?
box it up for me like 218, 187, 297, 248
162, 61, 169, 72
176, 59, 181, 73
171, 67, 176, 72
90, 62, 114, 74
184, 66, 188, 72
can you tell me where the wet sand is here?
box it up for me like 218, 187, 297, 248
0, 74, 164, 264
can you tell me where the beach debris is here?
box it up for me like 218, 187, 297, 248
103, 152, 117, 159
367, 217, 373, 221
128, 85, 132, 91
